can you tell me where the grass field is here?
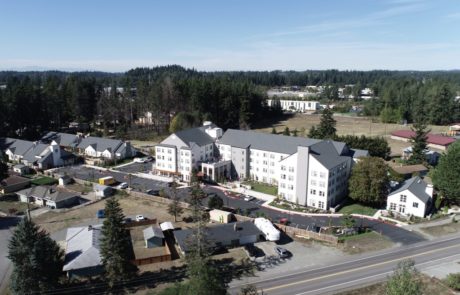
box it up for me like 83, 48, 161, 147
31, 176, 58, 186
254, 113, 448, 155
338, 200, 379, 216
340, 231, 394, 254
242, 181, 278, 196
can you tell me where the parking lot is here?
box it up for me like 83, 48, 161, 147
114, 161, 154, 174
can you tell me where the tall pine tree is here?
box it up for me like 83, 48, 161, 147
100, 198, 137, 287
8, 219, 63, 295
408, 120, 430, 165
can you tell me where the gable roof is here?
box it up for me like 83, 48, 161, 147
0, 175, 31, 187
63, 226, 102, 271
391, 130, 456, 146
41, 132, 80, 148
16, 186, 79, 203
309, 140, 351, 169
143, 226, 164, 240
22, 143, 50, 162
0, 138, 35, 156
174, 221, 262, 253
389, 176, 432, 203
77, 136, 123, 153
173, 126, 215, 147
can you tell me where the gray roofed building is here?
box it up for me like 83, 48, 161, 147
143, 226, 165, 248
390, 176, 432, 203
77, 136, 123, 152
63, 225, 103, 278
22, 143, 51, 163
174, 221, 262, 254
350, 148, 370, 158
16, 186, 80, 209
40, 132, 80, 148
0, 137, 35, 158
174, 126, 215, 147
309, 141, 351, 169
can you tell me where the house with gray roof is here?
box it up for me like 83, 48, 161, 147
16, 185, 80, 209
63, 225, 103, 278
143, 226, 165, 248
174, 221, 262, 255
386, 176, 433, 218
0, 138, 35, 162
40, 132, 80, 150
76, 136, 136, 160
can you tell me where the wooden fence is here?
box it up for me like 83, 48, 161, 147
132, 241, 172, 266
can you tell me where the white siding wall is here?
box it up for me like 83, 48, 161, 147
306, 156, 330, 209
277, 154, 298, 203
249, 149, 289, 185
387, 190, 427, 218
155, 146, 177, 173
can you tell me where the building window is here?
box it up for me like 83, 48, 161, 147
281, 166, 286, 171
288, 175, 294, 181
400, 195, 407, 202
310, 189, 316, 195
281, 174, 286, 179
288, 184, 294, 190
319, 181, 325, 188
270, 154, 275, 159
263, 168, 268, 173
289, 166, 294, 172
318, 201, 324, 209
319, 172, 326, 178
389, 203, 396, 210
319, 191, 325, 197
280, 183, 286, 188
413, 202, 419, 208
311, 180, 317, 186
311, 171, 318, 177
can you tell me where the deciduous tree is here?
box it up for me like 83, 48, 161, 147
385, 260, 421, 295
348, 157, 389, 205
432, 141, 460, 201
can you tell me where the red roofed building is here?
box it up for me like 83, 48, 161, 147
391, 130, 456, 151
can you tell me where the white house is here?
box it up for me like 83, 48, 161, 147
76, 136, 136, 160
386, 176, 433, 218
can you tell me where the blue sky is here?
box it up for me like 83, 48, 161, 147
1, 0, 460, 72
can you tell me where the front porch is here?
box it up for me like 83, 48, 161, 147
201, 160, 232, 182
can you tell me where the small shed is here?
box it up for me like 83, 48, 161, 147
159, 221, 175, 231
58, 175, 73, 186
94, 184, 113, 198
0, 175, 31, 194
209, 209, 233, 223
13, 164, 29, 175
143, 226, 164, 248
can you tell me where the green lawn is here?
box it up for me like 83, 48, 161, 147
31, 176, 58, 186
242, 181, 278, 196
338, 201, 378, 216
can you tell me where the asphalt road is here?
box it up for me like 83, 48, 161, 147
0, 217, 21, 294
229, 235, 460, 295
113, 162, 153, 173
202, 186, 425, 245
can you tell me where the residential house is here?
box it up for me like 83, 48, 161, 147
13, 164, 29, 175
63, 225, 103, 278
76, 136, 136, 160
0, 138, 35, 162
40, 132, 80, 151
386, 176, 433, 218
143, 226, 165, 248
174, 221, 262, 255
16, 186, 80, 209
154, 122, 222, 182
391, 130, 456, 151
402, 147, 440, 165
0, 175, 31, 194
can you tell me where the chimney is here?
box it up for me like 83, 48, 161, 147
426, 184, 434, 198
88, 225, 93, 231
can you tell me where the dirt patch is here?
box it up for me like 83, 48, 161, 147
34, 195, 193, 234
336, 275, 453, 295
254, 114, 447, 155
339, 231, 394, 254
421, 221, 460, 237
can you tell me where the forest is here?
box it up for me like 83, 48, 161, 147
0, 66, 459, 140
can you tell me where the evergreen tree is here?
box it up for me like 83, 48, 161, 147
432, 141, 460, 201
100, 198, 137, 287
8, 219, 63, 295
208, 194, 224, 209
348, 157, 389, 205
292, 128, 298, 137
408, 120, 430, 165
271, 127, 277, 134
282, 127, 290, 136
0, 159, 8, 181
308, 126, 320, 139
385, 260, 421, 295
316, 108, 337, 139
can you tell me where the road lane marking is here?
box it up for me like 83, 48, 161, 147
229, 235, 460, 291
294, 253, 460, 295
261, 243, 460, 293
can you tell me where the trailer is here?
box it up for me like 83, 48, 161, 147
254, 218, 280, 241
98, 176, 115, 185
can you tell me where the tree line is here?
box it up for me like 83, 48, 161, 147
1, 67, 459, 140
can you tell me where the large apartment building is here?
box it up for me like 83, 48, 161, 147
154, 123, 368, 210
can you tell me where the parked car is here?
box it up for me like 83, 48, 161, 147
145, 156, 154, 162
96, 209, 105, 219
133, 157, 144, 163
146, 189, 160, 196
244, 195, 255, 202
274, 246, 289, 258
117, 182, 128, 189
135, 215, 146, 221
